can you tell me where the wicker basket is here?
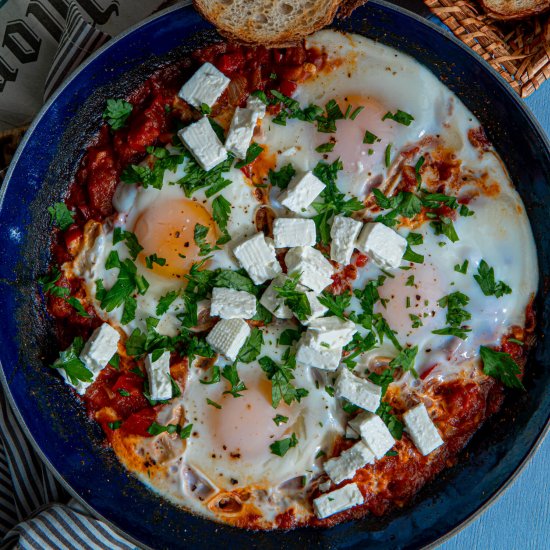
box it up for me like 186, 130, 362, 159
424, 0, 550, 97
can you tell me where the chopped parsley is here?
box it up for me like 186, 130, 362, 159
389, 345, 419, 378
274, 275, 311, 321
318, 290, 351, 319
108, 421, 122, 430
193, 224, 217, 256
480, 346, 524, 390
454, 260, 469, 274
259, 351, 308, 408
384, 144, 392, 168
382, 109, 414, 126
147, 421, 193, 439
269, 163, 296, 189
145, 253, 166, 269
222, 363, 247, 398
103, 98, 133, 130
432, 291, 471, 340
48, 203, 75, 230
316, 142, 335, 153
200, 365, 220, 385
206, 398, 222, 409
212, 195, 232, 244
236, 327, 264, 363
273, 414, 289, 426
474, 260, 512, 298
50, 337, 92, 386
234, 143, 264, 168
363, 130, 379, 144
414, 156, 425, 188
312, 159, 363, 244
269, 433, 298, 457
156, 290, 178, 316
113, 227, 143, 260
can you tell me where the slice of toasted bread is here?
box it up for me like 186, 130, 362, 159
479, 0, 550, 20
193, 0, 346, 47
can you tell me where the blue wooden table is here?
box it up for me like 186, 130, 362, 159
435, 42, 550, 550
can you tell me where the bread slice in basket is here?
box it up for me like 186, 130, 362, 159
479, 0, 550, 20
193, 0, 348, 47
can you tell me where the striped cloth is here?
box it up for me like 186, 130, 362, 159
0, 2, 186, 548
0, 393, 137, 549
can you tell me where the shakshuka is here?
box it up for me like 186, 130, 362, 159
40, 30, 538, 528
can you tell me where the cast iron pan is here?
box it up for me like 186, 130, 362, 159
0, 1, 548, 548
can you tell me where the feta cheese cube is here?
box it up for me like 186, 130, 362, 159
178, 117, 227, 171
259, 275, 293, 319
335, 367, 382, 412
246, 95, 267, 120
210, 287, 257, 319
352, 412, 395, 459
233, 233, 282, 284
323, 442, 374, 484
279, 171, 325, 214
403, 403, 444, 456
285, 246, 334, 293
313, 483, 364, 519
79, 323, 120, 373
304, 292, 328, 324
308, 316, 357, 348
67, 323, 120, 395
206, 318, 251, 362
177, 62, 230, 109
295, 333, 342, 371
330, 214, 363, 265
355, 222, 407, 270
145, 350, 172, 401
273, 218, 316, 248
224, 107, 258, 159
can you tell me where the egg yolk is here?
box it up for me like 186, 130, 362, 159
210, 376, 292, 461
323, 95, 397, 173
133, 198, 217, 279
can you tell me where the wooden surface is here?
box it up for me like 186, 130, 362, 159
436, 64, 550, 550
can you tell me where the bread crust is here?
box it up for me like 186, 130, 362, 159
193, 0, 346, 47
478, 0, 550, 20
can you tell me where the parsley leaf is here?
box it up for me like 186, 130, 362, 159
200, 365, 220, 385
48, 203, 75, 230
212, 195, 232, 243
318, 290, 351, 319
278, 328, 303, 346
270, 433, 298, 456
474, 260, 512, 298
236, 327, 263, 363
382, 109, 414, 126
480, 346, 524, 390
315, 142, 335, 153
174, 151, 233, 197
269, 164, 296, 189
274, 275, 311, 321
113, 227, 143, 260
194, 224, 217, 256
206, 398, 222, 409
38, 267, 69, 298
235, 143, 264, 169
432, 291, 471, 340
103, 98, 133, 130
222, 363, 247, 397
376, 401, 403, 439
273, 414, 288, 426
51, 337, 92, 385
212, 269, 256, 293
454, 260, 469, 274
389, 346, 419, 378
156, 290, 178, 316
259, 352, 308, 408
66, 297, 90, 318
145, 253, 166, 269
